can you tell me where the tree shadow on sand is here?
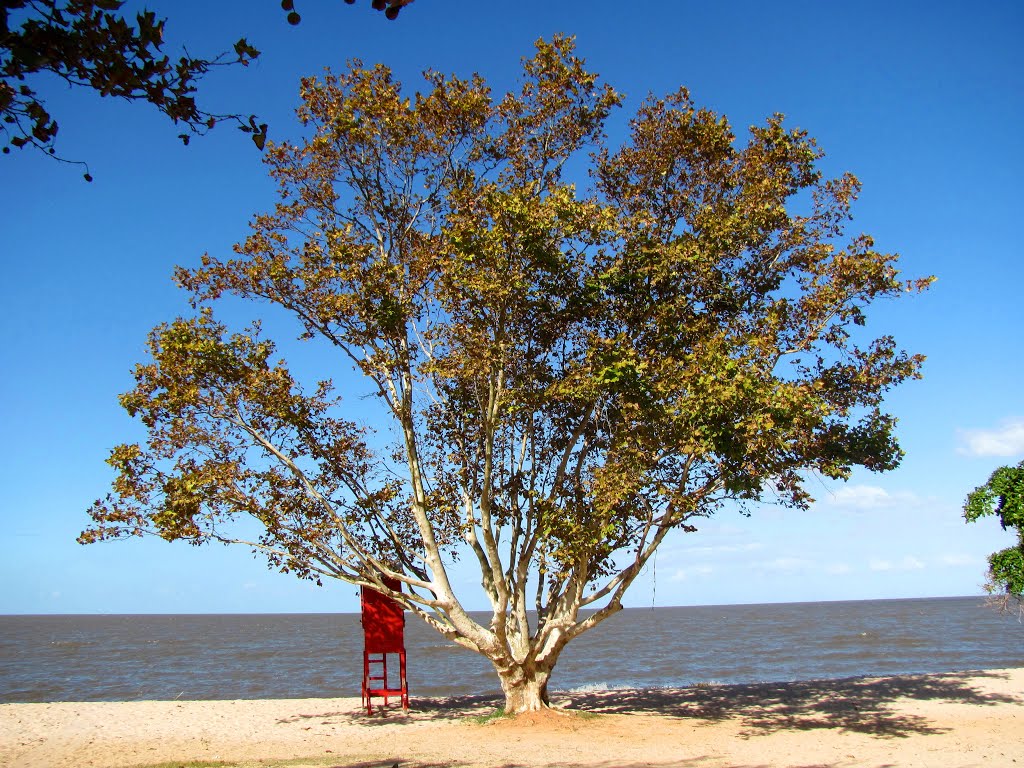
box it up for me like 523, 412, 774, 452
278, 670, 1021, 740
320, 761, 738, 768
275, 693, 503, 727
560, 669, 1022, 738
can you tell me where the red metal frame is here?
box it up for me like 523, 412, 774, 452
360, 577, 408, 714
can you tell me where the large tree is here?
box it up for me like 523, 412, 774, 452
83, 36, 931, 712
964, 460, 1024, 615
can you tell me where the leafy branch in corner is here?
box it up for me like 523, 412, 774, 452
280, 0, 416, 25
1, 0, 265, 179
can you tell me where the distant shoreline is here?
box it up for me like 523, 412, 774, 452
0, 592, 990, 617
4, 667, 1023, 768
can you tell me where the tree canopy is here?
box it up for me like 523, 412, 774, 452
82, 35, 931, 712
964, 460, 1024, 613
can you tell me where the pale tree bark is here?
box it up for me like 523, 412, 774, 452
497, 661, 553, 713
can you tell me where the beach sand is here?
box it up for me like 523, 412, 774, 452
2, 667, 1022, 768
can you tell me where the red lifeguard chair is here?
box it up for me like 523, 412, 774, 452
360, 576, 408, 715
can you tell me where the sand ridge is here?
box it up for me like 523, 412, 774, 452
2, 667, 1022, 767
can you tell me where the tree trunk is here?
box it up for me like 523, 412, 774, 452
496, 660, 553, 713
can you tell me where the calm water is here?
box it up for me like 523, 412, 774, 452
1, 596, 1021, 703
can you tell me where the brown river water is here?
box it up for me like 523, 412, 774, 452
2, 596, 1021, 702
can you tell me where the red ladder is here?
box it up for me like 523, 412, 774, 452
361, 649, 408, 715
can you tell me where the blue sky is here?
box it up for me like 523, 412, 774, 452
1, 0, 1022, 614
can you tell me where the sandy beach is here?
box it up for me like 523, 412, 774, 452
2, 667, 1022, 768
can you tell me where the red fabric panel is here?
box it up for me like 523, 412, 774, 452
360, 576, 405, 652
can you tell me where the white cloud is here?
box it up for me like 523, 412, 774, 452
869, 556, 925, 572
756, 557, 814, 572
958, 419, 1024, 457
750, 558, 859, 575
825, 563, 853, 575
670, 565, 714, 582
827, 485, 922, 511
940, 554, 977, 567
677, 542, 764, 557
